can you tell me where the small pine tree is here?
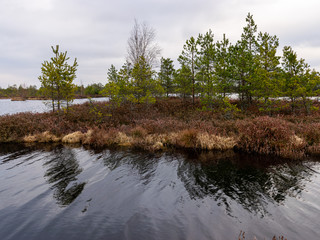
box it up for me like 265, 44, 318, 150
39, 45, 78, 112
178, 36, 199, 104
159, 57, 175, 97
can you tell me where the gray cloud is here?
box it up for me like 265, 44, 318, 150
1, 0, 320, 88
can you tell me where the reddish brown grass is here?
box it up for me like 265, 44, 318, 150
1, 98, 320, 159
237, 116, 306, 159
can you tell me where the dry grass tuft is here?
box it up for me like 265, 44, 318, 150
23, 135, 38, 143
23, 131, 60, 143
197, 132, 236, 150
176, 129, 198, 148
130, 126, 148, 138
62, 131, 84, 144
39, 131, 60, 143
115, 132, 133, 146
152, 141, 164, 151
291, 135, 305, 147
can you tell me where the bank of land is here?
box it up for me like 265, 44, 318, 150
1, 98, 320, 160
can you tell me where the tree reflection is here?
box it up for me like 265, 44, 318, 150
43, 146, 85, 206
177, 151, 316, 216
0, 143, 37, 162
97, 148, 161, 185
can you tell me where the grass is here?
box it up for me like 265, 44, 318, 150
1, 97, 320, 159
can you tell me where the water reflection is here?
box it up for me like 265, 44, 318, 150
177, 151, 316, 216
87, 148, 318, 217
0, 143, 36, 163
94, 148, 162, 184
1, 144, 320, 240
43, 146, 86, 206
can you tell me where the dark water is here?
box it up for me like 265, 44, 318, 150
0, 98, 107, 115
1, 145, 320, 240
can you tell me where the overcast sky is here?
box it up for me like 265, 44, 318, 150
1, 0, 320, 88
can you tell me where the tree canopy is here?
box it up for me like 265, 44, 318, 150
39, 45, 78, 112
102, 15, 320, 114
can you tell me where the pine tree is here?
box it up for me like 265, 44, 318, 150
39, 45, 78, 112
215, 33, 234, 98
178, 36, 198, 104
196, 30, 216, 109
253, 32, 281, 112
159, 57, 175, 97
130, 56, 163, 104
233, 13, 258, 109
282, 46, 320, 113
175, 65, 193, 100
107, 64, 118, 83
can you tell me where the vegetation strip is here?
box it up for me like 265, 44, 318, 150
1, 99, 320, 160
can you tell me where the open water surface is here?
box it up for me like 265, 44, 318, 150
0, 98, 107, 115
0, 144, 320, 240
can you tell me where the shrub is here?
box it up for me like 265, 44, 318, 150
130, 126, 148, 138
176, 129, 198, 148
302, 123, 320, 146
62, 131, 84, 144
23, 131, 60, 143
237, 116, 306, 159
197, 132, 236, 150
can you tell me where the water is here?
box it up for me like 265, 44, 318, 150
0, 144, 320, 240
0, 98, 107, 115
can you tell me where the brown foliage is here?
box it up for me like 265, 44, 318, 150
2, 98, 320, 159
237, 116, 306, 159
176, 129, 199, 148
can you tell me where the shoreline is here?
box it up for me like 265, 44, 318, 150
0, 96, 105, 101
1, 98, 320, 160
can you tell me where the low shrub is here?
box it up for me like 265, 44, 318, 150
1, 98, 318, 160
62, 131, 84, 144
237, 116, 306, 159
130, 126, 148, 138
176, 129, 199, 148
23, 131, 60, 143
197, 132, 236, 150
302, 122, 320, 146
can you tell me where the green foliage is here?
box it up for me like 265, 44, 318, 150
0, 84, 39, 98
178, 36, 198, 104
39, 45, 78, 112
101, 82, 121, 107
129, 56, 163, 103
281, 46, 320, 113
236, 13, 258, 108
252, 32, 281, 101
175, 65, 193, 99
101, 13, 320, 115
159, 57, 175, 97
215, 34, 234, 98
196, 29, 216, 109
84, 83, 104, 96
103, 57, 163, 106
107, 64, 118, 83
201, 96, 240, 119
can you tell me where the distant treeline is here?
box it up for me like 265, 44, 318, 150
4, 13, 320, 116
0, 83, 105, 99
103, 13, 320, 114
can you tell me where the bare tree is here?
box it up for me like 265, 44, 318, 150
127, 19, 161, 68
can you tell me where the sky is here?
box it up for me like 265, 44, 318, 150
1, 0, 320, 88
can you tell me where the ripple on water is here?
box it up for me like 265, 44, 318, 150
1, 145, 320, 240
